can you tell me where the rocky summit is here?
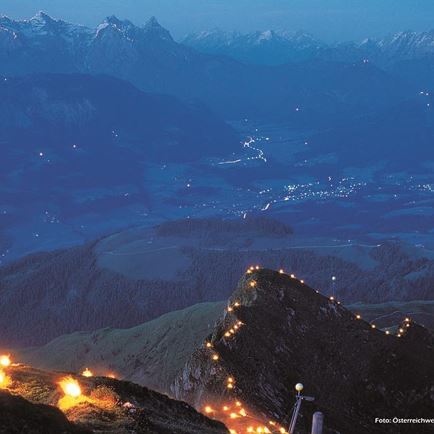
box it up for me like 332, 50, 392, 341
172, 268, 434, 434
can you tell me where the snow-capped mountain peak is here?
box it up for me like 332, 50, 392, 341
30, 11, 55, 25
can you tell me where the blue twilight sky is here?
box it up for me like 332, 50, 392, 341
1, 0, 433, 42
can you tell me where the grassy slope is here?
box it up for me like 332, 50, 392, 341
18, 302, 225, 393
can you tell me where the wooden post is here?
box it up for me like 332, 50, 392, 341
311, 412, 324, 434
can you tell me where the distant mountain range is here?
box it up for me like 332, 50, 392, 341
0, 13, 412, 122
183, 28, 434, 91
183, 29, 326, 65
183, 27, 434, 66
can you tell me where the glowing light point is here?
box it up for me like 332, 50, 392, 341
212, 354, 219, 361
279, 269, 284, 274
356, 314, 361, 320
249, 281, 257, 288
0, 370, 10, 389
295, 383, 304, 392
204, 406, 213, 414
81, 368, 93, 378
0, 355, 11, 368
385, 330, 390, 335
290, 274, 295, 279
371, 324, 376, 329
59, 377, 81, 398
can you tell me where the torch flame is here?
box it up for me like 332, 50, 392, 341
0, 370, 10, 388
59, 377, 82, 398
81, 368, 93, 378
0, 355, 11, 368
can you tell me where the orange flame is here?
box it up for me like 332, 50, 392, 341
0, 355, 11, 368
203, 399, 287, 434
81, 368, 94, 378
0, 370, 10, 388
59, 377, 82, 398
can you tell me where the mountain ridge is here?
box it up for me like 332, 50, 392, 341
172, 268, 434, 433
0, 13, 411, 122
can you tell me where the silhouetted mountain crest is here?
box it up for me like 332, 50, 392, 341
173, 268, 434, 433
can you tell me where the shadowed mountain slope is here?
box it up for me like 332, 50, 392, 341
17, 302, 225, 394
172, 269, 434, 434
0, 73, 237, 163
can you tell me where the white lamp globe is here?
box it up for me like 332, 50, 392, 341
295, 383, 304, 392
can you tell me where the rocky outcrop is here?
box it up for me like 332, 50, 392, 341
0, 390, 90, 434
172, 268, 434, 433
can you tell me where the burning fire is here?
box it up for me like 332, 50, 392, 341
0, 355, 11, 368
81, 368, 93, 378
58, 376, 86, 411
203, 399, 288, 434
59, 377, 82, 398
0, 370, 10, 388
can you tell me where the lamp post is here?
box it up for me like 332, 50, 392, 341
288, 383, 315, 434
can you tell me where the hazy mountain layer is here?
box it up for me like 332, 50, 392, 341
183, 28, 434, 66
